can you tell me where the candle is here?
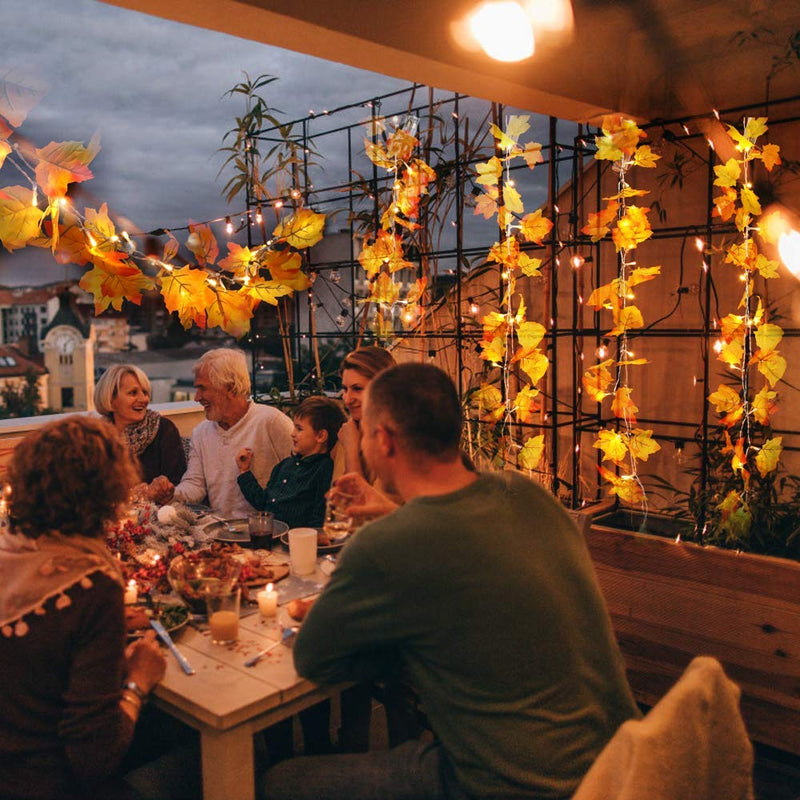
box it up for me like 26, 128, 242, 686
123, 579, 138, 605
257, 582, 278, 617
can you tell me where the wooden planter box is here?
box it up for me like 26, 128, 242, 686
585, 509, 800, 755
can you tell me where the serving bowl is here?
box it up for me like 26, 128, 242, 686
167, 554, 242, 614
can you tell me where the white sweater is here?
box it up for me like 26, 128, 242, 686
174, 402, 293, 518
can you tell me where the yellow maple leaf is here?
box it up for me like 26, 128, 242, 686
273, 208, 326, 249
34, 133, 100, 199
258, 249, 308, 290
405, 276, 427, 305
755, 322, 783, 355
0, 185, 44, 251
0, 141, 10, 170
522, 141, 543, 168
385, 129, 418, 163
718, 339, 744, 368
518, 350, 549, 384
752, 385, 777, 426
744, 117, 768, 142
206, 288, 255, 338
759, 143, 781, 171
514, 386, 540, 424
489, 118, 527, 151
731, 437, 748, 477
482, 310, 508, 341
487, 237, 519, 269
474, 190, 498, 220
517, 252, 541, 277
707, 383, 741, 414
608, 305, 644, 337
604, 187, 649, 201
727, 126, 755, 154
243, 279, 295, 306
740, 185, 762, 216
755, 350, 786, 387
475, 156, 503, 186
517, 320, 546, 351
611, 387, 638, 422
519, 209, 553, 244
753, 253, 779, 279
367, 272, 400, 305
598, 466, 645, 505
363, 139, 394, 170
518, 434, 545, 471
472, 383, 503, 415
612, 205, 652, 252
594, 430, 627, 464
581, 200, 619, 242
503, 185, 524, 215
586, 282, 615, 310
583, 360, 614, 403
80, 263, 153, 313
160, 266, 216, 327
628, 265, 661, 287
734, 206, 752, 234
713, 158, 741, 188
755, 436, 782, 477
480, 335, 506, 365
628, 428, 661, 462
217, 242, 255, 279
186, 221, 218, 266
632, 145, 661, 168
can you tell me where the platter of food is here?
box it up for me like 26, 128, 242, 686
208, 518, 289, 543
125, 603, 189, 639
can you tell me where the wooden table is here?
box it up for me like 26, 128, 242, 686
150, 571, 337, 800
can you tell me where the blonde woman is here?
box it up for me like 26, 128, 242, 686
94, 364, 186, 485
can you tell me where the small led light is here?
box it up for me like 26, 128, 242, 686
571, 254, 585, 269
225, 216, 233, 235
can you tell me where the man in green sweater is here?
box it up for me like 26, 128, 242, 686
262, 364, 639, 800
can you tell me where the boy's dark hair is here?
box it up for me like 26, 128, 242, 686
294, 396, 347, 453
368, 364, 462, 459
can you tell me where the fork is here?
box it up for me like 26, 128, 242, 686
244, 626, 298, 667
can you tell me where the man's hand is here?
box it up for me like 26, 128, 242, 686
329, 473, 398, 520
236, 448, 253, 473
147, 476, 175, 505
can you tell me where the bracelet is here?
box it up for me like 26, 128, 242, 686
124, 681, 148, 702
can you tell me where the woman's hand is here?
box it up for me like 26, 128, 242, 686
337, 419, 363, 475
124, 631, 166, 695
235, 448, 253, 473
329, 473, 398, 520
146, 476, 174, 505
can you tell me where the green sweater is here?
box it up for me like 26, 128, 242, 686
294, 471, 640, 799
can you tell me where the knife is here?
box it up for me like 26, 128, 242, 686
244, 626, 298, 668
151, 619, 195, 675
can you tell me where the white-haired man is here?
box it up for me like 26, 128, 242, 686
157, 348, 293, 518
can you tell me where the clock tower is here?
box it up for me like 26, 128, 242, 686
42, 291, 96, 411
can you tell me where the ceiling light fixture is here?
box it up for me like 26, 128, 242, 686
469, 1, 535, 62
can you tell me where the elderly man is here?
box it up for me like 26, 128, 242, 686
262, 363, 640, 800
163, 348, 293, 518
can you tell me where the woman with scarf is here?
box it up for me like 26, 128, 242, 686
0, 416, 166, 800
94, 364, 186, 486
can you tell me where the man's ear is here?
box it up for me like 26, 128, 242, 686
375, 425, 395, 458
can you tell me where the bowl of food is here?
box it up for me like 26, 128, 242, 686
167, 552, 242, 614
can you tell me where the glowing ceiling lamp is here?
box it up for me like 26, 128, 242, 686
525, 0, 574, 36
469, 1, 535, 62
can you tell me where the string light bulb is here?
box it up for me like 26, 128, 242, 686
571, 254, 585, 269
468, 297, 480, 315
255, 206, 262, 224
225, 216, 233, 235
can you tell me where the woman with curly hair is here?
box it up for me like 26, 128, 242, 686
94, 364, 186, 485
0, 416, 166, 800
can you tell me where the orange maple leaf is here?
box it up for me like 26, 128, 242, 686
34, 134, 100, 199
206, 288, 255, 338
581, 200, 618, 242
385, 129, 418, 163
160, 266, 216, 328
258, 249, 308, 290
0, 185, 44, 251
519, 209, 553, 244
186, 221, 219, 266
611, 387, 638, 422
242, 279, 295, 306
612, 206, 652, 252
367, 272, 400, 305
474, 190, 498, 220
218, 242, 255, 279
487, 237, 519, 269
80, 264, 153, 313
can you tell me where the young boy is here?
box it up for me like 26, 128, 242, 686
235, 396, 346, 529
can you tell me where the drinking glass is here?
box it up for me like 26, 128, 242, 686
288, 528, 318, 576
248, 511, 275, 550
206, 588, 241, 645
322, 494, 352, 541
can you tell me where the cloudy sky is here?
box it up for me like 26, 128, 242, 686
0, 0, 411, 284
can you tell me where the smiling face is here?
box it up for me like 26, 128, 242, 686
341, 368, 370, 424
194, 367, 235, 424
110, 373, 150, 428
291, 416, 326, 457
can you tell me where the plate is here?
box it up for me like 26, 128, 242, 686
125, 603, 189, 639
279, 529, 352, 554
230, 550, 291, 587
209, 518, 289, 543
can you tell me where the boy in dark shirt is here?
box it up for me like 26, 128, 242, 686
235, 396, 346, 528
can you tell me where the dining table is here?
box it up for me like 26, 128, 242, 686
149, 560, 343, 800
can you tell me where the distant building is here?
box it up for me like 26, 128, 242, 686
0, 283, 71, 349
0, 345, 48, 409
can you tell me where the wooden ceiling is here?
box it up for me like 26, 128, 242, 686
102, 0, 800, 122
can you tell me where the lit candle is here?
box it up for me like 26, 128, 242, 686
123, 579, 138, 605
257, 582, 278, 617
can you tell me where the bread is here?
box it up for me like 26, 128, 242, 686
287, 597, 315, 621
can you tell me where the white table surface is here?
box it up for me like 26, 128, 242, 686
151, 564, 338, 800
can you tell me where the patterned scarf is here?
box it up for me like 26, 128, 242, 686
123, 409, 161, 456
0, 530, 124, 638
